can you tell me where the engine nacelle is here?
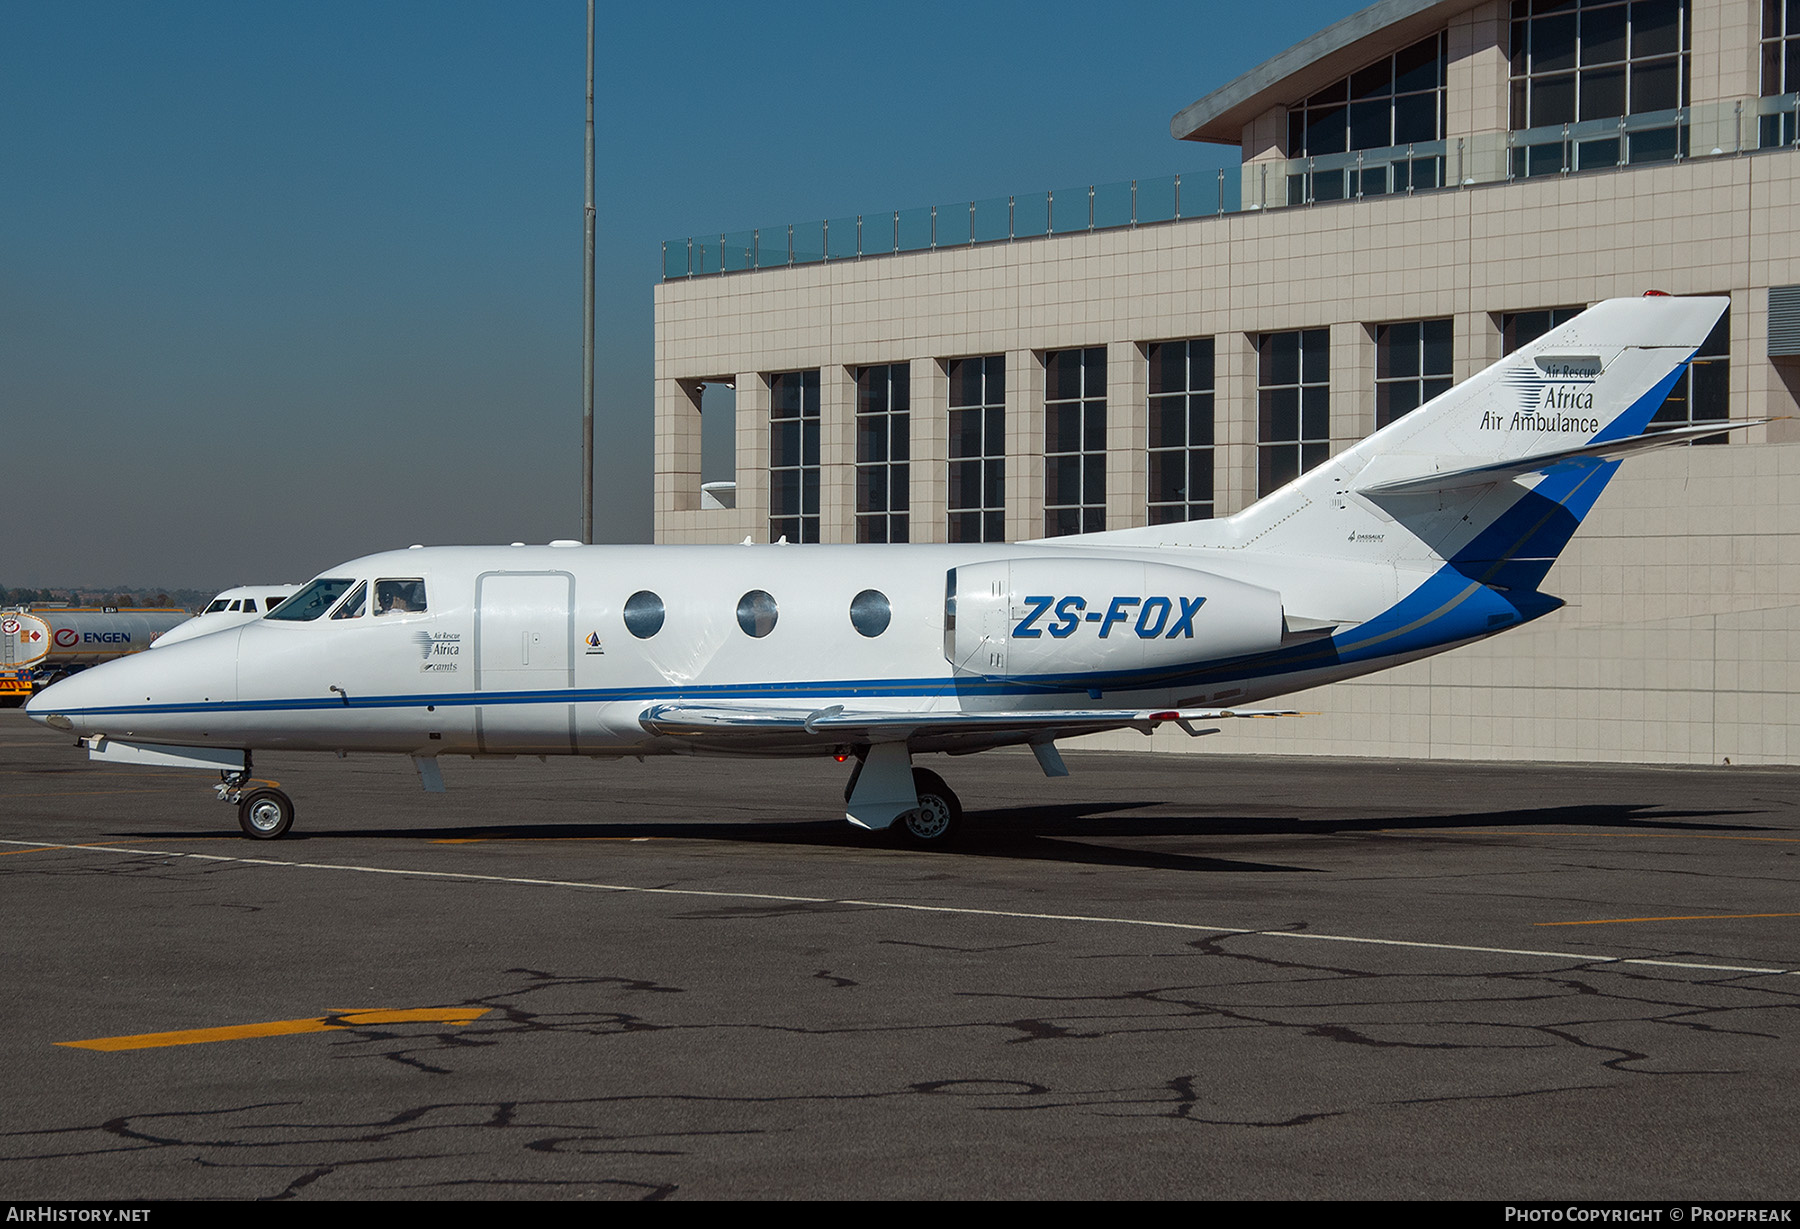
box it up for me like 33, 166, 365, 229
944, 557, 1286, 681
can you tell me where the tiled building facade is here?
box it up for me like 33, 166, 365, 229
653, 0, 1800, 765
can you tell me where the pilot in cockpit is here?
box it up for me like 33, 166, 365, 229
375, 579, 427, 616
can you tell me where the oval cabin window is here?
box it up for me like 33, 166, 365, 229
849, 589, 891, 637
736, 590, 778, 638
622, 590, 665, 638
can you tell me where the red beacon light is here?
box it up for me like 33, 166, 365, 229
1643, 289, 1672, 296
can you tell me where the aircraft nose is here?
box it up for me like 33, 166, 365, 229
24, 630, 242, 735
25, 671, 98, 732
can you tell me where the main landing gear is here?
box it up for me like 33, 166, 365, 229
217, 769, 295, 840
899, 768, 961, 845
844, 745, 963, 846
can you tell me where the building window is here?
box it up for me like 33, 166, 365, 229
1509, 0, 1691, 177
768, 370, 819, 544
1044, 348, 1107, 536
1762, 1, 1800, 146
1648, 304, 1730, 439
1287, 33, 1446, 204
1375, 320, 1453, 428
854, 364, 910, 543
947, 355, 1005, 543
1258, 330, 1329, 495
1502, 306, 1584, 353
1146, 339, 1215, 523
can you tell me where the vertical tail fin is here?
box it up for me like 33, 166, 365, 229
1092, 295, 1728, 588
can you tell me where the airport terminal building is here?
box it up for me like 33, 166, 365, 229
652, 0, 1800, 765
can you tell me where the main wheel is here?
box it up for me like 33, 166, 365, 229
237, 788, 295, 840
897, 768, 961, 845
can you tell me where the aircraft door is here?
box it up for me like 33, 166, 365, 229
475, 571, 576, 754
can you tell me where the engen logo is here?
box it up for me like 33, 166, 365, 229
53, 629, 79, 647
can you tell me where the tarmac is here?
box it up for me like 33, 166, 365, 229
2, 706, 1797, 1200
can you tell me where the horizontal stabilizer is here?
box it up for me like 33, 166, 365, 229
1357, 419, 1771, 497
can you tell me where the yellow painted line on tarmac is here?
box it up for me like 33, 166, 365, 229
0, 840, 138, 857
430, 836, 657, 844
2, 787, 209, 798
1397, 829, 1800, 844
58, 1006, 492, 1051
1538, 912, 1800, 927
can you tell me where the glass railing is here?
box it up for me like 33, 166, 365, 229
662, 169, 1244, 279
662, 95, 1799, 280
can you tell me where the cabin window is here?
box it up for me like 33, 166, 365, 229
330, 582, 367, 620
623, 590, 665, 638
849, 590, 891, 637
374, 579, 428, 615
267, 578, 357, 622
736, 590, 778, 638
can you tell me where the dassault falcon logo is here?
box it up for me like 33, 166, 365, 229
1012, 595, 1206, 640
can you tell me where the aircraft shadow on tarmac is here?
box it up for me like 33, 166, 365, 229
128, 799, 1769, 876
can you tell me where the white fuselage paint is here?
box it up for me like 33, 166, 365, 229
28, 540, 1409, 758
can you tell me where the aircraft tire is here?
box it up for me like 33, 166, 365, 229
897, 768, 960, 845
237, 788, 295, 840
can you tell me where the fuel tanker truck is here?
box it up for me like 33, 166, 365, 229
1, 607, 190, 705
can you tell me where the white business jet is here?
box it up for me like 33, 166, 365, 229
153, 585, 300, 648
28, 295, 1740, 843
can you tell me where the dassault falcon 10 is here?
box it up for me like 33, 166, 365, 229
28, 295, 1743, 843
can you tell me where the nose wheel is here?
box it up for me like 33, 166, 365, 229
236, 788, 295, 839
217, 770, 295, 839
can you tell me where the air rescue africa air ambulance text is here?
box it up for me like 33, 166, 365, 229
1012, 596, 1206, 640
1480, 385, 1601, 434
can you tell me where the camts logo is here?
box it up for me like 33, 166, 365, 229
412, 630, 460, 671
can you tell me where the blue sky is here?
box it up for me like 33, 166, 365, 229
2, 0, 1362, 590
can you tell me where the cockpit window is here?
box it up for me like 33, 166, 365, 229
330, 582, 367, 620
205, 599, 230, 614
266, 578, 357, 622
375, 579, 427, 616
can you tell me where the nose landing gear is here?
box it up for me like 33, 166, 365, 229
217, 769, 296, 840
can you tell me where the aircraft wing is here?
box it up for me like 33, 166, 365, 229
637, 701, 1298, 754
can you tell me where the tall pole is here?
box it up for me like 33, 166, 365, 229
581, 0, 596, 543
